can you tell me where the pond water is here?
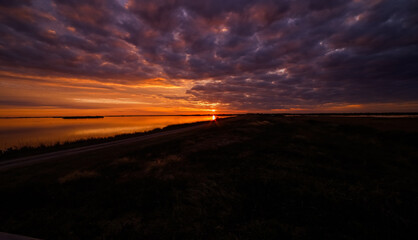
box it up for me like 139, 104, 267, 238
0, 115, 216, 150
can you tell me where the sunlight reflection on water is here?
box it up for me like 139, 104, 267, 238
0, 116, 214, 150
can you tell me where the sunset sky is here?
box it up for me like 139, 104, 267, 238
0, 0, 417, 116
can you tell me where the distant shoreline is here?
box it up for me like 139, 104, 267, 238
0, 112, 417, 119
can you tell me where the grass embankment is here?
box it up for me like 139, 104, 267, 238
1, 115, 417, 239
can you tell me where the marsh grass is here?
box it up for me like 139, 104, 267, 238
58, 170, 100, 183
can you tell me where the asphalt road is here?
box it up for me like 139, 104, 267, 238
0, 124, 205, 171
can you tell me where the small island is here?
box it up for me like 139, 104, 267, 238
61, 116, 104, 119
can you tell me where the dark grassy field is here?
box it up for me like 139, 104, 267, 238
1, 115, 417, 239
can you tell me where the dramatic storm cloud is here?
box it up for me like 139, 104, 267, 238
0, 0, 417, 114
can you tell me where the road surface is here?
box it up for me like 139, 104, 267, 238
0, 124, 206, 171
0, 232, 40, 240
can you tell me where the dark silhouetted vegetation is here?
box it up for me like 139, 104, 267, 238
1, 115, 417, 239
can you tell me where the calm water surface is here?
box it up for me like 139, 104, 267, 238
0, 116, 214, 150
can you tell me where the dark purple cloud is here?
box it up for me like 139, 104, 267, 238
0, 0, 417, 110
